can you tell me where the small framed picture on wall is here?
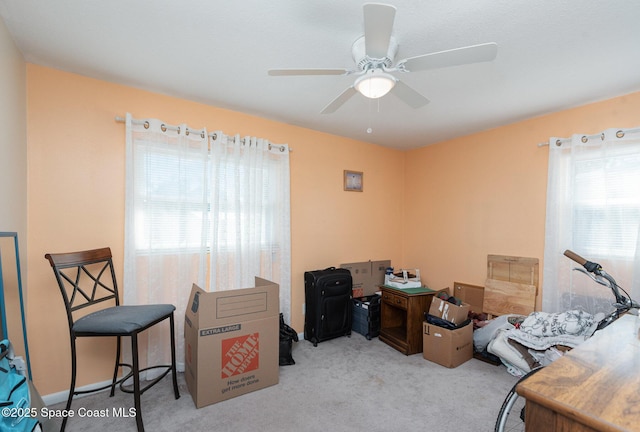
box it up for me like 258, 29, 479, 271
344, 170, 363, 192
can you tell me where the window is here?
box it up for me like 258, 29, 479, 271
572, 149, 640, 260
132, 136, 286, 254
134, 144, 209, 251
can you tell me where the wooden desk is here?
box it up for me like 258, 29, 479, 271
517, 314, 640, 431
378, 286, 439, 355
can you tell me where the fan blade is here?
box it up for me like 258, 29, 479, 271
391, 81, 430, 108
321, 87, 358, 114
399, 42, 498, 72
268, 68, 350, 76
363, 3, 396, 59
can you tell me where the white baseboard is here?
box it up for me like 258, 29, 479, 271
41, 362, 186, 406
42, 379, 113, 406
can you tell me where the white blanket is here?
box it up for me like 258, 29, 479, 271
485, 310, 605, 377
508, 310, 604, 350
487, 329, 531, 376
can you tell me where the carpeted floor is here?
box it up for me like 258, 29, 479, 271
43, 333, 519, 431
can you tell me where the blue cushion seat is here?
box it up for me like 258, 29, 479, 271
73, 304, 175, 335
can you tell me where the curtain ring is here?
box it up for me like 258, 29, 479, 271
161, 124, 167, 132
212, 133, 217, 140
555, 139, 562, 147
280, 146, 285, 152
201, 131, 206, 139
616, 130, 625, 138
185, 128, 190, 136
581, 136, 588, 143
177, 126, 181, 134
144, 121, 150, 129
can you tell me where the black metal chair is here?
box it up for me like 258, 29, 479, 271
44, 247, 180, 431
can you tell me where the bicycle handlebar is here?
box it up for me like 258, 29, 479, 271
563, 249, 587, 266
563, 249, 639, 332
564, 249, 602, 274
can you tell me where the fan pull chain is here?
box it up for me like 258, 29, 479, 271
367, 98, 373, 134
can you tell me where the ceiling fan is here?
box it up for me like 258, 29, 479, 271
268, 3, 498, 114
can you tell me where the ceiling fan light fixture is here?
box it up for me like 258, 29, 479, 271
355, 69, 396, 99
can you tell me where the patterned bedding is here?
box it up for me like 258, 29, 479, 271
476, 310, 604, 377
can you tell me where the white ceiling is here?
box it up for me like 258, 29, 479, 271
2, 1, 639, 150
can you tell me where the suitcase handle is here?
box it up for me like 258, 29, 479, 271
323, 266, 336, 271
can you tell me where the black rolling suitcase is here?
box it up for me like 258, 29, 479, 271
304, 267, 353, 346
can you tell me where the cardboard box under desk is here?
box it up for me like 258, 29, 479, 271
422, 321, 473, 368
184, 278, 280, 408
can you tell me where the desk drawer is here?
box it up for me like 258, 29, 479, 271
382, 291, 408, 309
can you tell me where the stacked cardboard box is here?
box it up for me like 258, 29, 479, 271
340, 260, 390, 297
423, 293, 473, 368
428, 296, 471, 325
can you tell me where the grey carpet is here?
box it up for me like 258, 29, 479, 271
44, 333, 519, 431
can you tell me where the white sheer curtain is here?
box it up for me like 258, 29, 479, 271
209, 132, 291, 323
124, 114, 209, 374
542, 127, 640, 316
124, 114, 291, 374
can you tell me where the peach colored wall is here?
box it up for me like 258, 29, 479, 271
403, 92, 640, 303
26, 65, 406, 395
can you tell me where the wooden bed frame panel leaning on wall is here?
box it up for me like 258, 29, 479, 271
483, 255, 538, 318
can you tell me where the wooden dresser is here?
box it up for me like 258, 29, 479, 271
379, 286, 439, 355
517, 314, 640, 431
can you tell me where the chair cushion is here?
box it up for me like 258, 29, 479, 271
73, 304, 175, 335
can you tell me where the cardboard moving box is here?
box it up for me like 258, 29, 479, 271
422, 321, 473, 368
428, 296, 471, 325
340, 260, 390, 297
184, 278, 279, 408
